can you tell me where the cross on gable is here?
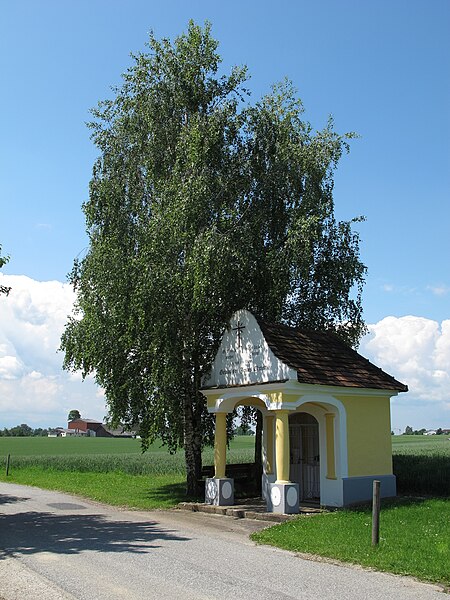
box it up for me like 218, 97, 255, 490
232, 320, 245, 348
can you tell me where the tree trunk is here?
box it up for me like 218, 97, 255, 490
183, 392, 203, 497
254, 409, 263, 496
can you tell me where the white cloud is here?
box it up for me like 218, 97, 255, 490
380, 283, 450, 298
427, 284, 450, 297
360, 316, 450, 431
0, 274, 106, 428
380, 283, 417, 295
0, 355, 24, 380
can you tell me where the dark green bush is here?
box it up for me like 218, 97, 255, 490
393, 454, 450, 496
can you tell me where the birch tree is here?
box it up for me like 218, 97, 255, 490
61, 21, 366, 495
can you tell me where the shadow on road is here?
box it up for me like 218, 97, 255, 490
0, 493, 30, 505
0, 511, 191, 559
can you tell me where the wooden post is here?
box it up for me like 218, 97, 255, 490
372, 479, 381, 546
6, 453, 10, 477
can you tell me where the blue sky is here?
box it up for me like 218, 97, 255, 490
0, 1, 449, 431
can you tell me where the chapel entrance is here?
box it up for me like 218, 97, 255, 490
289, 412, 320, 502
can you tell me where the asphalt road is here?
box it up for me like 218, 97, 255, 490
0, 482, 445, 600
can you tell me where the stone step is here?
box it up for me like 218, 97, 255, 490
176, 502, 310, 523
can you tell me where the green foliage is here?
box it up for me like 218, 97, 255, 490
60, 21, 366, 494
234, 425, 255, 436
0, 245, 11, 296
252, 498, 450, 586
392, 435, 450, 495
1, 424, 35, 437
67, 409, 81, 421
394, 454, 450, 496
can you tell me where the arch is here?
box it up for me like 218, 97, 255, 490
286, 394, 348, 478
281, 397, 346, 507
289, 411, 320, 501
211, 391, 273, 415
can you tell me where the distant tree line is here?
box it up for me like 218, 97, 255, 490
402, 426, 446, 435
233, 425, 255, 436
0, 424, 49, 437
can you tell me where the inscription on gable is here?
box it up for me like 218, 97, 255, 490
219, 342, 271, 377
202, 310, 296, 387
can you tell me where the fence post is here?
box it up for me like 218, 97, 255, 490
6, 453, 10, 477
372, 479, 381, 546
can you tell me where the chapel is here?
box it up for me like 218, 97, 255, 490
201, 309, 407, 513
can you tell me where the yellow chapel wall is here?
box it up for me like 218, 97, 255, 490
340, 394, 393, 477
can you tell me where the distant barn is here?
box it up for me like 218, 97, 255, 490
67, 418, 135, 438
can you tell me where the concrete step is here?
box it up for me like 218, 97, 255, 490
176, 501, 323, 523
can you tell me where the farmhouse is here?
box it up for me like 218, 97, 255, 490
67, 418, 111, 437
67, 419, 136, 438
201, 310, 407, 514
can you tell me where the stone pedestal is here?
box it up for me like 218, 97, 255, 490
267, 482, 299, 514
205, 477, 234, 506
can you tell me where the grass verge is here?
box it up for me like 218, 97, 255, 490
0, 467, 189, 510
251, 497, 450, 588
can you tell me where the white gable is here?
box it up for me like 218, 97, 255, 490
202, 310, 297, 388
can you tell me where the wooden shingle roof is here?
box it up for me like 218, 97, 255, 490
258, 320, 408, 392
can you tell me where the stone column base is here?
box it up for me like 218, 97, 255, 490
205, 477, 234, 506
267, 482, 299, 514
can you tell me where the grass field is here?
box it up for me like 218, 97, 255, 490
0, 436, 255, 510
252, 497, 450, 587
1, 434, 448, 484
1, 432, 447, 456
392, 434, 450, 454
0, 435, 255, 475
0, 434, 256, 457
1, 431, 447, 454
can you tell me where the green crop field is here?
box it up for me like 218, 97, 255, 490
0, 436, 144, 456
0, 433, 256, 456
0, 434, 255, 475
392, 434, 450, 455
392, 435, 450, 496
0, 435, 256, 510
0, 434, 448, 481
1, 434, 448, 494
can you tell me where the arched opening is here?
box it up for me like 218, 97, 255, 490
234, 401, 265, 497
289, 412, 320, 502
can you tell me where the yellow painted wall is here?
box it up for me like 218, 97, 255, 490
341, 395, 393, 476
